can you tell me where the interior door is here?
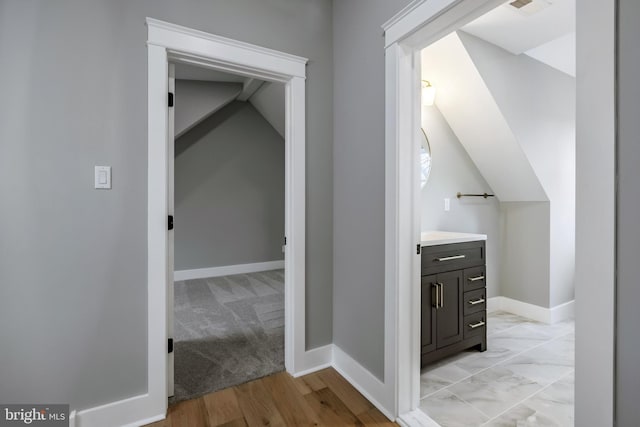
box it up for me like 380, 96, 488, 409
167, 63, 175, 398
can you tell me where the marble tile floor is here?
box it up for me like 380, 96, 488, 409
419, 311, 575, 427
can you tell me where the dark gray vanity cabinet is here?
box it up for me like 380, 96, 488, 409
421, 240, 487, 367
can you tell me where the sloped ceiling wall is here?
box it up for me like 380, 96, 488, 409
421, 32, 548, 202
459, 31, 576, 307
175, 79, 285, 139
249, 82, 285, 138
174, 80, 241, 138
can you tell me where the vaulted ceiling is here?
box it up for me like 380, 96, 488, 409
460, 0, 575, 76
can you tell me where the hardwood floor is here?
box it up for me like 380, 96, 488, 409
146, 368, 399, 427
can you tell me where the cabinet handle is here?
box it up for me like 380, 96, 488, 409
433, 283, 443, 309
467, 275, 485, 282
468, 298, 485, 305
435, 255, 466, 262
439, 283, 444, 308
468, 320, 486, 329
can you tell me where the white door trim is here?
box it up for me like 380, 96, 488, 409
382, 0, 615, 423
146, 17, 309, 422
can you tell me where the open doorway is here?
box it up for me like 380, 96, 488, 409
146, 18, 310, 414
416, 1, 576, 425
168, 62, 287, 402
379, 0, 607, 424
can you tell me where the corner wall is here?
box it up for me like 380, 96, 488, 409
459, 32, 576, 308
332, 0, 413, 380
574, 0, 615, 425
616, 0, 640, 424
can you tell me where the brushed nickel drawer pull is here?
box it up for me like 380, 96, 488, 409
468, 275, 485, 282
468, 320, 485, 329
468, 298, 485, 305
435, 283, 444, 308
432, 283, 439, 308
435, 255, 466, 262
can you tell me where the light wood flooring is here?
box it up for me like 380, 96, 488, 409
146, 367, 398, 427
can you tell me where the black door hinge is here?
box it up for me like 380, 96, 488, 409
168, 338, 174, 353
168, 92, 174, 107
417, 244, 421, 255
168, 215, 174, 231
284, 236, 287, 245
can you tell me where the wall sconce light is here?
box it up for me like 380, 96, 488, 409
422, 80, 436, 106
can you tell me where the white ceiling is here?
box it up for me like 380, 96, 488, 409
461, 0, 575, 76
525, 32, 575, 76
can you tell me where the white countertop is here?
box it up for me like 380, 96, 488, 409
421, 230, 487, 247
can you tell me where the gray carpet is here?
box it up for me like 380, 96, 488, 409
171, 269, 284, 403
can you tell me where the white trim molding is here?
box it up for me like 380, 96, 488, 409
142, 17, 311, 427
396, 409, 441, 427
383, 0, 523, 421
74, 394, 164, 427
174, 260, 285, 281
487, 297, 575, 324
332, 346, 395, 421
291, 344, 334, 377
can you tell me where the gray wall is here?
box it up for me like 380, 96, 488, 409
499, 202, 550, 307
575, 0, 616, 425
616, 0, 640, 425
460, 32, 576, 308
333, 0, 412, 380
0, 0, 333, 411
174, 80, 241, 137
174, 101, 284, 271
421, 107, 501, 299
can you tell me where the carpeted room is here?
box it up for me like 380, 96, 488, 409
170, 69, 286, 402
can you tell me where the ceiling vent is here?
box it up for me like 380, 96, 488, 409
506, 0, 553, 16
510, 0, 533, 8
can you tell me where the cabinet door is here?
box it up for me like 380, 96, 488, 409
436, 270, 463, 348
421, 275, 437, 354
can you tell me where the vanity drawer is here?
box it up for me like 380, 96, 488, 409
464, 288, 486, 315
464, 312, 486, 339
464, 266, 486, 291
422, 240, 485, 275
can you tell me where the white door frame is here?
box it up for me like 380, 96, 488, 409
382, 0, 616, 423
146, 18, 308, 414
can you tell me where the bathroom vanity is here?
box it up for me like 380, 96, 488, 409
420, 231, 487, 367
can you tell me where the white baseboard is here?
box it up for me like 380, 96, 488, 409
75, 393, 164, 427
174, 260, 284, 281
332, 345, 395, 421
397, 409, 441, 427
486, 296, 501, 313
549, 299, 575, 323
487, 296, 575, 324
292, 344, 334, 377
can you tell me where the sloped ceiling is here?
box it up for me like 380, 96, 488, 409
174, 80, 242, 138
421, 32, 548, 202
174, 63, 285, 136
460, 0, 575, 76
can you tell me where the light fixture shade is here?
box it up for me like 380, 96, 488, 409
422, 80, 436, 106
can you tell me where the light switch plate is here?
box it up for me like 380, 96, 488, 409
95, 166, 111, 189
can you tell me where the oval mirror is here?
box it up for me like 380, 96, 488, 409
420, 128, 432, 188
